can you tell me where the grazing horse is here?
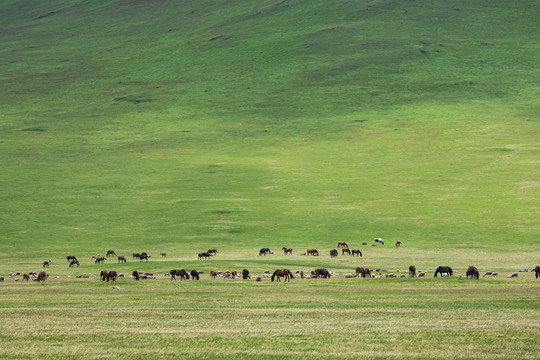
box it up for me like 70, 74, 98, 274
0, 277, 4, 282
132, 253, 140, 259
282, 247, 293, 255
396, 240, 402, 247
190, 270, 200, 280
118, 256, 126, 263
434, 266, 453, 277
312, 268, 331, 278
467, 266, 479, 280
242, 269, 250, 279
374, 238, 384, 245
330, 249, 338, 257
351, 249, 362, 257
198, 252, 212, 260
107, 271, 117, 282
43, 261, 50, 268
170, 269, 190, 280
69, 259, 80, 267
160, 253, 166, 257
356, 267, 371, 278
207, 249, 218, 255
106, 250, 116, 257
37, 271, 47, 282
210, 271, 218, 279
409, 265, 416, 278
66, 255, 77, 262
535, 266, 540, 279
139, 254, 150, 262
259, 248, 271, 256
271, 269, 294, 282
342, 248, 351, 255
100, 270, 108, 281
95, 257, 106, 264
23, 274, 30, 282
337, 241, 348, 248
132, 271, 140, 281
306, 249, 319, 256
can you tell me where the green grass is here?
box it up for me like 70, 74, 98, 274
0, 0, 539, 358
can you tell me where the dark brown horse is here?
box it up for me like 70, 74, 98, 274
535, 266, 540, 279
312, 268, 331, 278
160, 253, 166, 257
282, 247, 293, 255
139, 254, 150, 262
466, 266, 479, 279
351, 249, 362, 257
434, 266, 453, 277
43, 260, 50, 268
69, 259, 80, 267
37, 271, 47, 282
330, 249, 338, 257
95, 256, 106, 264
342, 248, 351, 255
170, 269, 190, 280
396, 240, 402, 247
100, 270, 108, 281
106, 250, 116, 257
306, 249, 319, 256
23, 274, 30, 282
190, 270, 200, 280
356, 267, 371, 278
271, 269, 294, 282
210, 271, 218, 279
118, 256, 126, 263
107, 271, 118, 282
198, 252, 212, 260
337, 241, 348, 248
207, 249, 218, 255
132, 253, 140, 259
66, 255, 77, 262
409, 265, 416, 278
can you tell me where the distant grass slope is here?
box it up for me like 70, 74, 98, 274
0, 0, 538, 266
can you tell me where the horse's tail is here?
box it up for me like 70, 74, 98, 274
271, 271, 276, 282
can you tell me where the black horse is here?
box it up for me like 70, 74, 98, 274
198, 252, 212, 260
132, 271, 140, 281
259, 248, 271, 256
409, 265, 416, 278
329, 249, 338, 257
535, 266, 540, 279
466, 266, 479, 279
69, 259, 80, 267
434, 266, 453, 277
242, 269, 250, 279
312, 268, 331, 278
190, 270, 200, 280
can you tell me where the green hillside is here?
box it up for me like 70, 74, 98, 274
0, 0, 538, 265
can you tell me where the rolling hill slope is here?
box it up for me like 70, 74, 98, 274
0, 0, 538, 266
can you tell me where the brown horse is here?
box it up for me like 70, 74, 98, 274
409, 265, 416, 278
107, 271, 118, 282
118, 256, 126, 263
351, 249, 362, 257
95, 256, 106, 264
100, 270, 108, 281
66, 255, 77, 262
337, 241, 348, 248
0, 277, 4, 282
210, 271, 218, 279
43, 261, 50, 268
342, 248, 351, 255
466, 266, 479, 280
282, 247, 293, 255
37, 271, 47, 282
132, 253, 140, 259
69, 259, 80, 267
330, 249, 338, 257
306, 249, 319, 256
170, 269, 190, 280
356, 267, 371, 278
271, 269, 294, 282
160, 253, 166, 257
207, 249, 218, 255
312, 268, 331, 278
535, 266, 540, 279
106, 250, 116, 257
23, 274, 30, 282
396, 240, 402, 247
139, 254, 150, 262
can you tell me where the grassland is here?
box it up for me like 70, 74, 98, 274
0, 0, 539, 358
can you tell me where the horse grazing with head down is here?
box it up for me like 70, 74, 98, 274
434, 266, 453, 277
170, 269, 190, 280
118, 256, 126, 263
312, 268, 331, 278
132, 271, 140, 281
242, 269, 250, 279
107, 250, 116, 257
337, 242, 348, 248
207, 249, 218, 255
66, 255, 77, 262
69, 259, 80, 267
100, 270, 108, 281
271, 269, 294, 282
306, 249, 319, 256
342, 248, 351, 255
467, 266, 479, 279
409, 265, 416, 277
282, 247, 293, 255
351, 249, 362, 257
190, 270, 200, 280
23, 274, 30, 282
330, 249, 338, 257
356, 267, 371, 278
37, 271, 47, 282
107, 271, 117, 282
535, 266, 540, 279
95, 257, 106, 264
